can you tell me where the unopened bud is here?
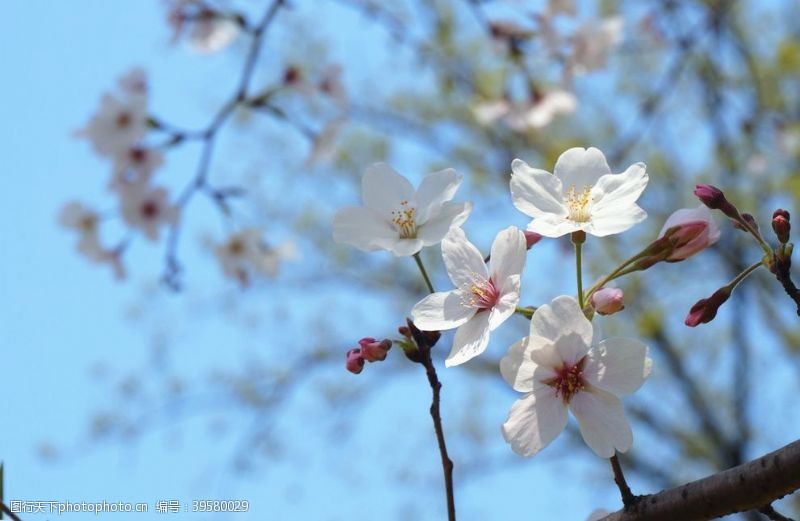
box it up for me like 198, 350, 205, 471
524, 231, 543, 250
345, 348, 365, 374
590, 288, 625, 315
694, 184, 740, 219
685, 287, 731, 327
657, 206, 720, 262
773, 209, 791, 220
358, 337, 392, 362
773, 212, 791, 244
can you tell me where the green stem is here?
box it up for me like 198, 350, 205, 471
575, 241, 585, 309
414, 252, 435, 293
515, 306, 536, 319
584, 250, 651, 302
737, 216, 773, 257
727, 261, 763, 290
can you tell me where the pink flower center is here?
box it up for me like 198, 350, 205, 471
544, 357, 587, 404
140, 200, 160, 220
116, 111, 132, 129
468, 277, 500, 310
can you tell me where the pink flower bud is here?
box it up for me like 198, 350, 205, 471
685, 287, 731, 327
772, 210, 791, 244
657, 206, 721, 261
345, 348, 365, 374
524, 231, 543, 249
590, 287, 624, 315
358, 337, 392, 362
694, 185, 739, 219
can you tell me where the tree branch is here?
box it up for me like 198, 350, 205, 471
1, 501, 23, 521
599, 438, 800, 521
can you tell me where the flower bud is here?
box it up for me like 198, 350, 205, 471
694, 184, 739, 219
524, 231, 543, 250
657, 206, 720, 261
685, 287, 731, 327
589, 288, 624, 315
772, 211, 791, 244
358, 337, 392, 362
345, 348, 365, 374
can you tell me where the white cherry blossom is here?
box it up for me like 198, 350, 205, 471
474, 89, 577, 131
332, 163, 472, 256
110, 146, 164, 191
120, 185, 178, 241
411, 226, 526, 367
78, 93, 148, 158
568, 17, 624, 76
510, 147, 648, 237
215, 228, 296, 286
59, 202, 125, 279
501, 296, 651, 458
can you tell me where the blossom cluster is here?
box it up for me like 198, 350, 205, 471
334, 146, 725, 462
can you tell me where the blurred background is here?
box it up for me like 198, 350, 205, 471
2, 0, 800, 519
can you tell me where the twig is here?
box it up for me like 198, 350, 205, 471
771, 254, 800, 316
419, 347, 456, 521
1, 502, 22, 521
759, 505, 795, 521
610, 454, 637, 507
599, 438, 800, 521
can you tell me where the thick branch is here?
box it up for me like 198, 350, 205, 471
1, 501, 23, 521
599, 439, 800, 521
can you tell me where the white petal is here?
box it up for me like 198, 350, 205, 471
489, 278, 519, 330
587, 204, 647, 237
489, 226, 527, 285
332, 206, 398, 251
415, 168, 463, 223
411, 290, 475, 331
591, 162, 648, 215
658, 205, 718, 240
387, 238, 424, 257
361, 163, 415, 212
583, 338, 652, 397
500, 338, 534, 391
530, 296, 592, 364
553, 147, 611, 190
527, 337, 565, 373
510, 158, 567, 218
418, 201, 472, 246
526, 214, 584, 238
569, 388, 633, 458
441, 227, 487, 288
445, 311, 492, 366
502, 385, 568, 457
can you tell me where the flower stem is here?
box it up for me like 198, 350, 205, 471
514, 306, 536, 319
610, 453, 636, 507
414, 252, 435, 293
572, 232, 586, 308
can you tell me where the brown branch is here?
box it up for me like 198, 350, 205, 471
771, 254, 800, 316
610, 454, 636, 507
419, 347, 456, 521
1, 502, 23, 521
759, 505, 795, 521
599, 438, 800, 521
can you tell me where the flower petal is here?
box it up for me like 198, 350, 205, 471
587, 204, 647, 237
502, 384, 568, 457
569, 388, 633, 458
500, 337, 534, 391
415, 168, 463, 223
583, 338, 652, 397
411, 290, 475, 331
418, 201, 472, 246
441, 226, 487, 288
590, 162, 648, 216
489, 226, 527, 286
553, 147, 611, 190
526, 214, 584, 238
510, 158, 567, 218
387, 238, 425, 256
489, 277, 519, 330
362, 163, 415, 213
445, 310, 492, 366
529, 296, 592, 363
332, 206, 398, 251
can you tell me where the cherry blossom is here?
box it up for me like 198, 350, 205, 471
501, 295, 651, 458
658, 206, 720, 261
59, 202, 125, 279
215, 228, 296, 285
332, 163, 472, 256
510, 147, 648, 237
120, 185, 178, 241
110, 146, 165, 191
473, 89, 577, 131
166, 1, 239, 54
411, 226, 526, 367
78, 93, 148, 158
590, 287, 624, 315
568, 17, 624, 76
